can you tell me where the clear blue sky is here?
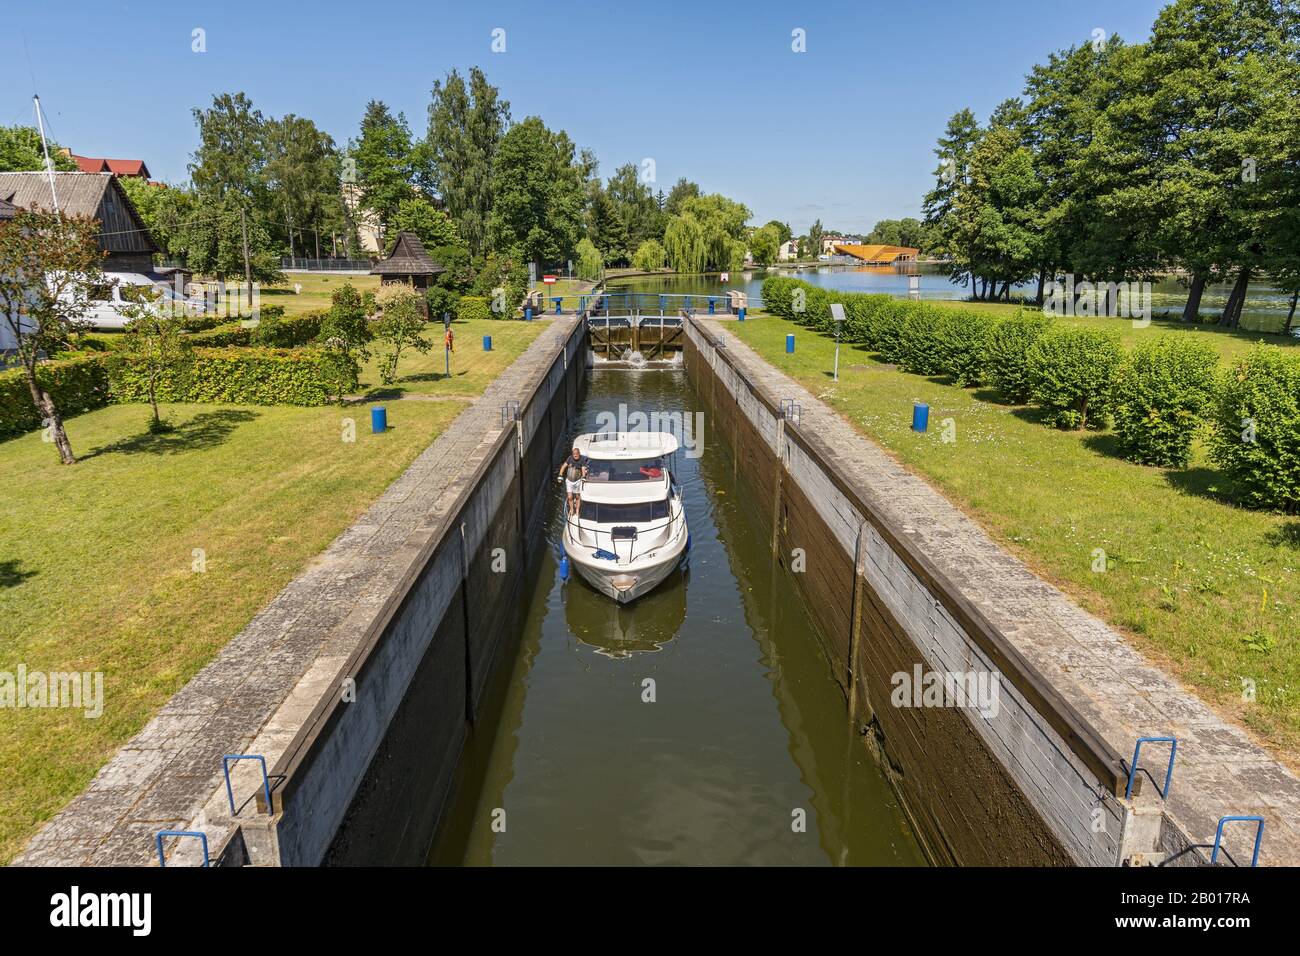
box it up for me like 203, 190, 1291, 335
2, 0, 1166, 234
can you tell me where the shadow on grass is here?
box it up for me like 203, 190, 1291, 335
360, 387, 408, 401
402, 371, 467, 383
1264, 521, 1300, 549
1162, 466, 1239, 505
84, 409, 259, 459
1007, 404, 1057, 427
0, 559, 36, 589
1080, 432, 1128, 461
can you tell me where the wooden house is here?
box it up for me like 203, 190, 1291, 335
0, 172, 158, 272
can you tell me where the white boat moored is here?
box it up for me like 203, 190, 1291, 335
561, 431, 689, 604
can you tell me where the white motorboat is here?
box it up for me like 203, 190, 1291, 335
561, 431, 690, 604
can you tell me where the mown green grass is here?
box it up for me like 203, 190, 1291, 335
0, 398, 464, 863
357, 317, 547, 398
928, 299, 1299, 361
732, 311, 1299, 768
261, 272, 380, 316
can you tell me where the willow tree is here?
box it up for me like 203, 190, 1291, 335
663, 214, 706, 274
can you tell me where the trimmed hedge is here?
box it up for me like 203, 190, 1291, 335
1114, 337, 1219, 467
1210, 346, 1300, 512
186, 309, 325, 349
985, 311, 1053, 403
457, 296, 493, 322
756, 275, 1300, 511
250, 309, 325, 347
108, 347, 335, 406
937, 310, 1000, 387
0, 355, 112, 440
898, 305, 951, 377
1026, 327, 1123, 429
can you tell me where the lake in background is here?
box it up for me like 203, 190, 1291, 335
609, 264, 1297, 335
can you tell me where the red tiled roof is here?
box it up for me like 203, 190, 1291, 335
71, 154, 109, 173
70, 154, 150, 178
105, 159, 149, 177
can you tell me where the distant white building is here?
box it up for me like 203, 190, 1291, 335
821, 235, 854, 255
341, 183, 383, 254
778, 239, 799, 261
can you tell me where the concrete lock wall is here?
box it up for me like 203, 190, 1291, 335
683, 317, 1130, 867
266, 319, 588, 867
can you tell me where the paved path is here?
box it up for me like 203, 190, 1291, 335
699, 315, 1300, 866
16, 317, 579, 866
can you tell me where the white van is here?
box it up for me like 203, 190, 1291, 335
83, 272, 205, 329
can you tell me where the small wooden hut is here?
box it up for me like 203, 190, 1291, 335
370, 231, 444, 315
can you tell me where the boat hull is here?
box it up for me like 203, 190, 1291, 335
566, 523, 689, 604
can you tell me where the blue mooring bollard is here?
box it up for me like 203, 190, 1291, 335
483, 335, 492, 351
912, 402, 929, 432
524, 306, 533, 322
738, 307, 746, 321
785, 333, 795, 354
371, 406, 387, 433
708, 297, 716, 314
552, 297, 563, 314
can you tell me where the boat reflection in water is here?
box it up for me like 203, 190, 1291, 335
563, 560, 688, 658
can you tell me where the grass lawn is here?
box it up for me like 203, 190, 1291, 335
929, 298, 1299, 362
0, 397, 463, 863
260, 272, 380, 316
357, 317, 548, 398
732, 310, 1300, 768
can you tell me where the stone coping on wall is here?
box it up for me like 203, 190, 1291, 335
693, 314, 1300, 867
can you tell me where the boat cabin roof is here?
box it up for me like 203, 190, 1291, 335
573, 431, 678, 460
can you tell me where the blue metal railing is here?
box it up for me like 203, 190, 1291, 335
1211, 815, 1264, 867
1126, 736, 1178, 799
573, 291, 737, 317
156, 830, 210, 867
222, 753, 273, 816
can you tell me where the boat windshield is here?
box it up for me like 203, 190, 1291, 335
583, 456, 666, 482
577, 497, 669, 523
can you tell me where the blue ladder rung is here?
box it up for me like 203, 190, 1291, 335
1126, 735, 1177, 800
222, 753, 273, 816
156, 829, 209, 867
1211, 815, 1264, 867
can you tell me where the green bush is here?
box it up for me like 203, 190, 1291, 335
898, 305, 948, 376
1027, 326, 1123, 429
985, 311, 1053, 403
1113, 337, 1219, 467
1210, 346, 1300, 512
937, 311, 1000, 387
870, 299, 913, 364
760, 276, 797, 319
457, 295, 493, 322
181, 304, 283, 333
250, 310, 325, 348
184, 309, 323, 349
0, 355, 111, 441
841, 294, 890, 348
426, 286, 461, 322
109, 347, 334, 406
187, 323, 252, 347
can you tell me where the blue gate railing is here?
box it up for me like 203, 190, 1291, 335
156, 830, 210, 867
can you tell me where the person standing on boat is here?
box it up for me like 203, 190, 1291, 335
557, 446, 588, 516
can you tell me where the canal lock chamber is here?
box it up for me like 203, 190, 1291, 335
321, 319, 1091, 867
